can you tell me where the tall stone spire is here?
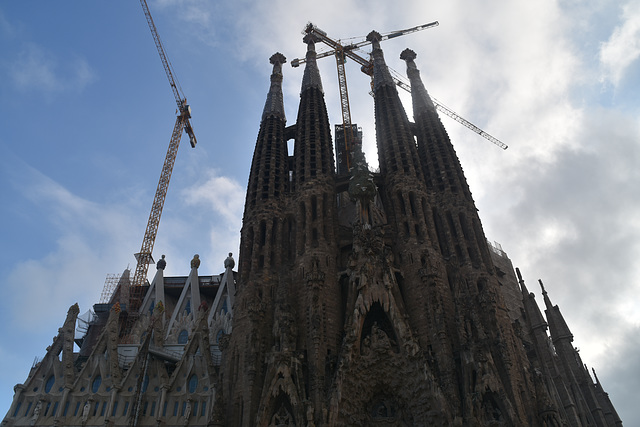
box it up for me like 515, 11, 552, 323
540, 279, 574, 343
300, 34, 323, 93
293, 36, 335, 187
261, 52, 286, 121
517, 269, 547, 332
289, 33, 340, 417
227, 53, 292, 427
244, 53, 289, 215
400, 48, 472, 200
401, 48, 494, 271
367, 31, 423, 182
539, 280, 610, 425
517, 269, 582, 423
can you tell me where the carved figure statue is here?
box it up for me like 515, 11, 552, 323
306, 404, 316, 427
81, 401, 90, 424
224, 252, 235, 269
156, 254, 166, 270
29, 400, 42, 426
348, 146, 377, 226
183, 401, 192, 425
190, 254, 200, 269
270, 405, 293, 426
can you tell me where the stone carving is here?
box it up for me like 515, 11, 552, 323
224, 252, 235, 269
81, 401, 90, 424
306, 404, 315, 427
29, 400, 42, 426
190, 254, 200, 269
269, 405, 294, 426
348, 147, 377, 227
273, 303, 296, 352
183, 400, 191, 425
305, 256, 325, 284
156, 254, 166, 270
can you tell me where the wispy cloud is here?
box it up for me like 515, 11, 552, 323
9, 43, 96, 95
182, 168, 244, 227
600, 1, 640, 87
4, 163, 140, 329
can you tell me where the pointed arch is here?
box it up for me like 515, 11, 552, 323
360, 302, 400, 354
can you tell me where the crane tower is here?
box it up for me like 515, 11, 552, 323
125, 0, 198, 318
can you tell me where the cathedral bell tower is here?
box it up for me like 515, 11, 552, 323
221, 30, 601, 427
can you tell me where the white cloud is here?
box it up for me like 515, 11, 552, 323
10, 43, 58, 91
4, 164, 140, 329
9, 43, 96, 95
600, 1, 640, 87
182, 169, 244, 227
179, 168, 244, 268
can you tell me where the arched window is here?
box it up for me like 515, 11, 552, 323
188, 374, 198, 393
44, 375, 55, 393
91, 375, 102, 393
178, 330, 188, 344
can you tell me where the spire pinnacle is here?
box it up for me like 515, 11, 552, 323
367, 30, 395, 90
540, 280, 574, 342
539, 279, 553, 310
516, 267, 528, 294
539, 279, 547, 295
301, 34, 323, 92
262, 53, 287, 122
517, 268, 548, 330
592, 367, 600, 385
400, 48, 436, 112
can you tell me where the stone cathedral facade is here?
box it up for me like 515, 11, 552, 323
3, 32, 622, 426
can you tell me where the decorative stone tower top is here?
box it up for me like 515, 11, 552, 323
400, 48, 437, 112
540, 279, 574, 342
262, 52, 287, 121
301, 34, 323, 93
367, 30, 395, 90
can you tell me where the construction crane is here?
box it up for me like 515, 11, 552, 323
291, 22, 507, 172
128, 0, 197, 313
292, 22, 439, 172
387, 68, 508, 149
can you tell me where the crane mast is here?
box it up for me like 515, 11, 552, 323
292, 21, 507, 160
294, 22, 439, 172
129, 0, 197, 310
391, 72, 507, 149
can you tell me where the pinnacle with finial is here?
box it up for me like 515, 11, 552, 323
270, 52, 286, 66
400, 48, 417, 62
539, 279, 547, 294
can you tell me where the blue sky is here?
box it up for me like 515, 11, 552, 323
1, 0, 639, 423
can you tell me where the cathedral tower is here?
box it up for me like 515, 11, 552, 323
224, 34, 554, 425
4, 26, 622, 427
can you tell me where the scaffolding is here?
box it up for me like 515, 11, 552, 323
100, 270, 131, 305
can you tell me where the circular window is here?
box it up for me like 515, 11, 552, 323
91, 375, 102, 393
44, 376, 55, 393
188, 374, 198, 393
